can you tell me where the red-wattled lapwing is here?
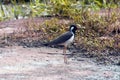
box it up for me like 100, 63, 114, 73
44, 25, 77, 63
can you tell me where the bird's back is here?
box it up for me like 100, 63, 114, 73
45, 31, 73, 46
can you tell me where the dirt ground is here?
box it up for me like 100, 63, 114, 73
0, 18, 120, 80
0, 46, 119, 80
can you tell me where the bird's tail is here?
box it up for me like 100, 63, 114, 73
42, 41, 55, 46
42, 43, 49, 46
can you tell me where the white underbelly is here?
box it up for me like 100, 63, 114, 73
65, 35, 74, 46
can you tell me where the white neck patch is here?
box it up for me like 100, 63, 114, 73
70, 27, 74, 31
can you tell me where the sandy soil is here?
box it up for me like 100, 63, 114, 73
0, 46, 119, 80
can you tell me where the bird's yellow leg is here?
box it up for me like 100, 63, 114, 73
63, 45, 67, 64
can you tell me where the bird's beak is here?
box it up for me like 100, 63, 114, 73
76, 24, 85, 30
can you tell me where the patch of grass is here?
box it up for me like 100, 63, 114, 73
75, 8, 120, 51
41, 18, 66, 40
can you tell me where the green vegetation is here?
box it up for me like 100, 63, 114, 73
0, 0, 120, 51
0, 0, 120, 20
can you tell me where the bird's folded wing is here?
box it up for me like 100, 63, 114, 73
47, 31, 73, 45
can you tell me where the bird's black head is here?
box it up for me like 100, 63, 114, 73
69, 25, 77, 34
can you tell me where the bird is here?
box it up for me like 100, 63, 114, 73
44, 24, 77, 63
